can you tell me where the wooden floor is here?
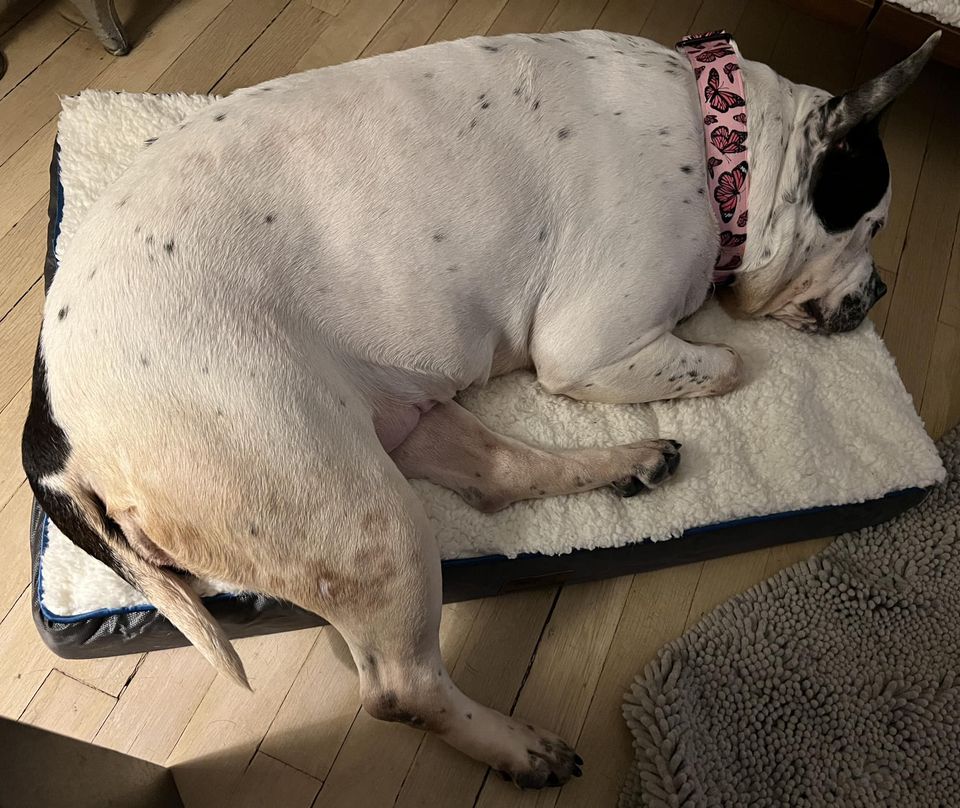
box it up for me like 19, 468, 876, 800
0, 0, 958, 805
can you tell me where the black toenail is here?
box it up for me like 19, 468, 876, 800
574, 754, 583, 765
613, 477, 647, 497
573, 765, 583, 777
547, 772, 560, 786
666, 453, 681, 475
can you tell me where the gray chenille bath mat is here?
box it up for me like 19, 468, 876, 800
622, 426, 960, 808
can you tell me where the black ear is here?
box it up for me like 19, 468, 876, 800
809, 33, 939, 233
821, 32, 940, 141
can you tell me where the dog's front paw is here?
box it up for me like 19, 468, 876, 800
495, 724, 582, 788
611, 439, 681, 497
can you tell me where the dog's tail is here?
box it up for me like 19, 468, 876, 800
60, 480, 249, 690
111, 538, 251, 691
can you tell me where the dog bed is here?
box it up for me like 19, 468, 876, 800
31, 90, 945, 659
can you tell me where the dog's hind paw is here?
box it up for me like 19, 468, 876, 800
495, 725, 582, 788
611, 438, 681, 497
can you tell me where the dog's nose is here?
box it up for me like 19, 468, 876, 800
869, 269, 887, 302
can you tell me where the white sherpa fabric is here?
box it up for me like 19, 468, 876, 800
39, 90, 945, 618
887, 0, 960, 27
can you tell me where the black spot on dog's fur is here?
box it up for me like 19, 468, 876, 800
659, 127, 670, 136
144, 138, 157, 146
466, 712, 472, 719
586, 55, 596, 59
680, 165, 692, 174
264, 214, 274, 224
538, 227, 547, 242
214, 113, 226, 122
250, 524, 259, 537
481, 101, 490, 109
57, 306, 68, 321
614, 111, 622, 116
433, 232, 446, 243
446, 265, 459, 272
139, 354, 150, 367
557, 127, 571, 140
424, 72, 434, 79
163, 240, 174, 254
480, 45, 500, 52
470, 118, 477, 129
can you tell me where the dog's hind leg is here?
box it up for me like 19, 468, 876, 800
536, 331, 743, 405
390, 400, 680, 508
295, 461, 582, 788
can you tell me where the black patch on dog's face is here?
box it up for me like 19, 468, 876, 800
810, 117, 889, 234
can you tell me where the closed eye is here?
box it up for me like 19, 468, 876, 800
869, 219, 885, 239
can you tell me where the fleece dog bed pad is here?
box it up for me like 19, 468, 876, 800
32, 90, 945, 657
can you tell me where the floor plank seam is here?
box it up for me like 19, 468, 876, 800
0, 272, 43, 324
0, 26, 79, 104
0, 581, 30, 626
508, 586, 562, 718
17, 666, 55, 720
52, 666, 122, 700
572, 581, 633, 747
204, 0, 298, 94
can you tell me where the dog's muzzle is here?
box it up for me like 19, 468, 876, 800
803, 270, 887, 334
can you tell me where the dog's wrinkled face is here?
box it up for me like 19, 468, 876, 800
731, 34, 940, 334
758, 118, 893, 334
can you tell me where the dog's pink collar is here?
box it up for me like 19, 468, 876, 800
676, 31, 750, 285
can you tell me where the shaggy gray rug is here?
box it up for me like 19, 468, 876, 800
622, 426, 960, 807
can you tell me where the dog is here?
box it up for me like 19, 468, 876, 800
22, 29, 937, 788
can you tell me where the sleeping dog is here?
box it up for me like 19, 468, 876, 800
23, 30, 937, 788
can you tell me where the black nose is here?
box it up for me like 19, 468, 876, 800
869, 270, 887, 302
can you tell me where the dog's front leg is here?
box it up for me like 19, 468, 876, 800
537, 332, 743, 405
389, 400, 681, 508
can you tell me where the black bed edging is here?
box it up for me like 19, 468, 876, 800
31, 488, 927, 659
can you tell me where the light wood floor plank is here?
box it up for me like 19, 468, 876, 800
0, 281, 42, 413
362, 0, 456, 58
732, 0, 788, 64
315, 592, 546, 807
166, 628, 320, 808
919, 321, 960, 441
0, 483, 35, 622
940, 223, 960, 329
429, 0, 508, 43
594, 0, 655, 35
638, 0, 704, 47
472, 576, 633, 808
258, 626, 361, 781
555, 563, 703, 808
311, 599, 483, 806
149, 0, 293, 95
0, 382, 32, 513
94, 646, 218, 764
883, 65, 960, 406
487, 0, 559, 37
212, 0, 334, 94
0, 31, 110, 169
295, 0, 404, 70
0, 588, 140, 718
20, 668, 116, 741
0, 0, 78, 101
691, 0, 748, 35
0, 198, 49, 323
232, 751, 323, 808
683, 547, 770, 631
540, 0, 607, 33
767, 7, 863, 93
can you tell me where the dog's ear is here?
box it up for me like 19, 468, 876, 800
820, 32, 940, 141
